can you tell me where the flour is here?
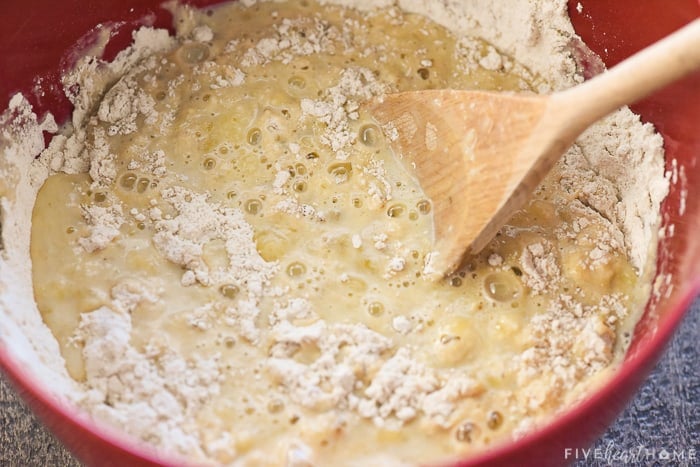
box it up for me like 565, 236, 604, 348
239, 16, 341, 67
86, 127, 118, 184
97, 79, 159, 136
455, 37, 533, 91
0, 95, 79, 398
275, 197, 326, 221
127, 149, 167, 177
488, 253, 503, 267
61, 27, 176, 138
267, 320, 393, 411
267, 311, 474, 429
572, 111, 667, 271
391, 316, 412, 335
77, 202, 125, 252
110, 279, 160, 314
152, 186, 277, 292
386, 256, 406, 275
225, 298, 264, 343
519, 241, 561, 295
357, 348, 440, 424
516, 292, 623, 413
74, 306, 222, 458
363, 158, 393, 204
300, 67, 386, 158
0, 0, 671, 465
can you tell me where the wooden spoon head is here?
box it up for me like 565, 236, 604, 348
368, 89, 556, 278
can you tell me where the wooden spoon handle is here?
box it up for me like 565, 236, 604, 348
554, 18, 700, 128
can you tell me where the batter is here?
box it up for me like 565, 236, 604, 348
27, 1, 664, 465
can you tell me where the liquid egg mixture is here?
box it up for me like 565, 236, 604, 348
31, 1, 648, 464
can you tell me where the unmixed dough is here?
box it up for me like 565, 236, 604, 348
0, 1, 669, 466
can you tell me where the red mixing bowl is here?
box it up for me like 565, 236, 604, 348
1, 1, 698, 466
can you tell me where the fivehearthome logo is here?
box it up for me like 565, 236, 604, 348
564, 443, 697, 464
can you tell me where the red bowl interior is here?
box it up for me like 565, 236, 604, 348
1, 1, 698, 466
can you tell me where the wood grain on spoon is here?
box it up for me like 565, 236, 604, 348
368, 18, 700, 279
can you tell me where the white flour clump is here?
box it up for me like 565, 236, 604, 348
267, 303, 481, 429
151, 185, 277, 291
240, 16, 340, 66
519, 241, 561, 295
300, 67, 386, 158
75, 306, 222, 457
78, 203, 125, 253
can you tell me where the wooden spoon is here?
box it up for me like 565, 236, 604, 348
368, 19, 700, 279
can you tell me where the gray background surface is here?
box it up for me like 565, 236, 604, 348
1, 298, 698, 467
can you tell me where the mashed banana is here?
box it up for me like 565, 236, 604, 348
23, 0, 666, 465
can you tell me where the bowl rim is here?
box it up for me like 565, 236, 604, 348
1, 0, 699, 465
